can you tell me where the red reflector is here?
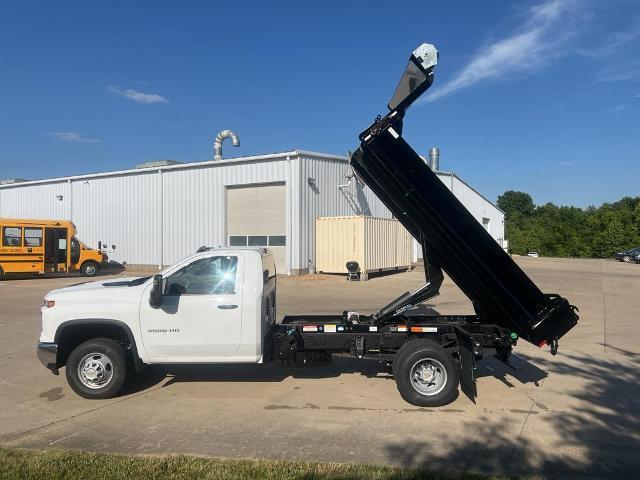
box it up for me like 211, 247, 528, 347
46, 300, 56, 308
410, 326, 422, 333
537, 340, 547, 347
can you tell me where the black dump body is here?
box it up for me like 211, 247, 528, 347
351, 111, 578, 347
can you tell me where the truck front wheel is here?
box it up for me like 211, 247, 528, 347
65, 338, 127, 399
393, 340, 459, 407
80, 261, 99, 277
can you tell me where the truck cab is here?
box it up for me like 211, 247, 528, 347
37, 248, 277, 398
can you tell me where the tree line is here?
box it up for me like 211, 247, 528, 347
496, 191, 640, 258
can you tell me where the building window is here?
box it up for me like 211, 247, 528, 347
24, 228, 43, 247
268, 235, 286, 246
2, 227, 22, 247
228, 235, 287, 247
248, 236, 268, 247
482, 217, 491, 233
228, 236, 248, 247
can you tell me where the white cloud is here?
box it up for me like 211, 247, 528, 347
424, 0, 585, 102
49, 131, 100, 143
108, 86, 169, 104
559, 161, 575, 166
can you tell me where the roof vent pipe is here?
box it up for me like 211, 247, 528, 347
429, 147, 440, 171
213, 130, 240, 160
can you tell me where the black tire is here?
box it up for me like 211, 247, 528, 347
393, 339, 459, 407
65, 338, 127, 399
80, 261, 99, 277
0, 266, 4, 278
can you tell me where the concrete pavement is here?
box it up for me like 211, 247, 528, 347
1, 257, 638, 477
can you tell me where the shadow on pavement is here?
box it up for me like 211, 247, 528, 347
120, 356, 394, 396
385, 350, 640, 478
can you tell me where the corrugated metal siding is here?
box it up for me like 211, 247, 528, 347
160, 159, 290, 266
0, 156, 292, 269
0, 152, 503, 273
72, 172, 161, 266
316, 216, 411, 274
315, 216, 360, 273
0, 181, 70, 219
298, 155, 391, 273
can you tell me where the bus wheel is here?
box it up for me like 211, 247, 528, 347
80, 261, 98, 277
0, 266, 4, 278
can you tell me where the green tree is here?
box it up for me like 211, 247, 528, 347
497, 190, 535, 219
499, 191, 640, 258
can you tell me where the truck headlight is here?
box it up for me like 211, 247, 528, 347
43, 299, 56, 308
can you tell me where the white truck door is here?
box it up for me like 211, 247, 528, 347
139, 254, 244, 361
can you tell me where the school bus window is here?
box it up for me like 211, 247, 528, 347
25, 228, 43, 247
2, 227, 22, 247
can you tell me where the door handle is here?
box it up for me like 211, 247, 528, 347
218, 304, 238, 310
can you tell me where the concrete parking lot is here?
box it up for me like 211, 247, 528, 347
1, 257, 639, 477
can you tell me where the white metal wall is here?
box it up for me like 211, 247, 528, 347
0, 181, 70, 219
0, 151, 504, 274
160, 159, 290, 266
0, 154, 292, 270
72, 173, 161, 266
296, 154, 391, 274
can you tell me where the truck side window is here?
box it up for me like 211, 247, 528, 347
2, 227, 22, 247
164, 256, 238, 296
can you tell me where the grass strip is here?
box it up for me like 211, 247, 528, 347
0, 447, 499, 480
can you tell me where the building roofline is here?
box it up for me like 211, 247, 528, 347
437, 170, 504, 214
0, 150, 309, 189
0, 149, 502, 213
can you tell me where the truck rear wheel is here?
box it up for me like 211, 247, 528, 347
65, 338, 126, 399
393, 339, 459, 407
80, 261, 98, 277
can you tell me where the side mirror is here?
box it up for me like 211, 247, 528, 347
149, 274, 163, 308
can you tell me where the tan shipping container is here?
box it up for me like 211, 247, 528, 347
315, 216, 412, 279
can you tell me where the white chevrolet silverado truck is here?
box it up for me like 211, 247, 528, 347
38, 248, 277, 399
36, 43, 577, 407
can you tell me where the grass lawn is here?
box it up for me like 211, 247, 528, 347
0, 447, 499, 480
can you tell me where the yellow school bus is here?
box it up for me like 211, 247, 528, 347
0, 218, 106, 278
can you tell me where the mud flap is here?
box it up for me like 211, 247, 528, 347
457, 330, 477, 403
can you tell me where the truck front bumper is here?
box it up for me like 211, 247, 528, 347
37, 342, 59, 375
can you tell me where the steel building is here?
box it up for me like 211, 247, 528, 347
0, 150, 504, 274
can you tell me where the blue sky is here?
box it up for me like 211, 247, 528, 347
0, 0, 638, 207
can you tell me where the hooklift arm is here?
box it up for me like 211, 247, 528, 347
351, 43, 578, 350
